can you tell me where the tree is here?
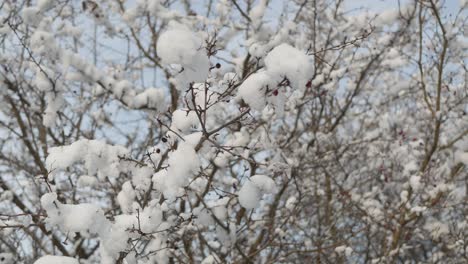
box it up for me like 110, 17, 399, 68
0, 0, 467, 263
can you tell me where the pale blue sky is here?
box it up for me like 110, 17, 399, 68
345, 0, 461, 14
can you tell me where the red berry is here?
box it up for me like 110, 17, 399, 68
273, 89, 279, 96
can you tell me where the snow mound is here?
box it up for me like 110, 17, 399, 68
238, 175, 276, 209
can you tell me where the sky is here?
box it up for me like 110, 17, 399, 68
345, 0, 462, 14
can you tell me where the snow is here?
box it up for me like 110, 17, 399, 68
409, 175, 421, 191
157, 23, 210, 90
133, 87, 166, 110
335, 245, 347, 253
30, 30, 57, 56
112, 205, 163, 235
34, 71, 53, 91
285, 196, 297, 210
130, 166, 153, 194
238, 180, 261, 209
249, 0, 267, 27
375, 9, 399, 26
40, 191, 164, 262
237, 43, 312, 111
117, 181, 136, 214
410, 206, 427, 214
237, 71, 271, 111
171, 110, 199, 134
424, 221, 450, 239
238, 175, 276, 209
250, 175, 277, 192
41, 192, 109, 236
46, 139, 129, 181
455, 150, 468, 165
138, 204, 164, 233
201, 255, 219, 264
34, 256, 79, 264
37, 0, 54, 11
43, 93, 64, 127
214, 128, 250, 167
0, 190, 13, 203
21, 7, 42, 25
264, 43, 313, 90
189, 177, 208, 193
193, 207, 215, 227
400, 190, 409, 202
77, 175, 98, 188
152, 140, 200, 199
0, 253, 14, 264
148, 0, 168, 15
183, 132, 203, 148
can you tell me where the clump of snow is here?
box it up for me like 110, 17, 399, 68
335, 245, 353, 257
34, 255, 79, 264
41, 192, 109, 236
40, 192, 161, 262
113, 79, 135, 99
147, 0, 173, 18
133, 87, 166, 110
237, 43, 312, 112
189, 177, 208, 193
410, 206, 427, 215
183, 131, 203, 148
46, 139, 129, 181
238, 175, 276, 209
193, 207, 215, 227
375, 9, 399, 26
264, 43, 313, 90
424, 220, 450, 239
130, 166, 153, 195
0, 253, 14, 264
455, 150, 468, 165
34, 71, 53, 92
170, 109, 199, 134
117, 181, 136, 214
361, 198, 384, 220
30, 29, 58, 56
77, 175, 98, 188
37, 0, 54, 11
214, 128, 250, 167
43, 92, 64, 127
22, 7, 42, 25
0, 190, 13, 202
249, 0, 267, 28
139, 206, 164, 233
24, 25, 146, 121
238, 180, 260, 209
409, 175, 421, 191
157, 23, 210, 90
111, 204, 163, 235
285, 196, 297, 210
201, 255, 220, 264
237, 71, 272, 111
335, 245, 347, 253
153, 140, 200, 199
